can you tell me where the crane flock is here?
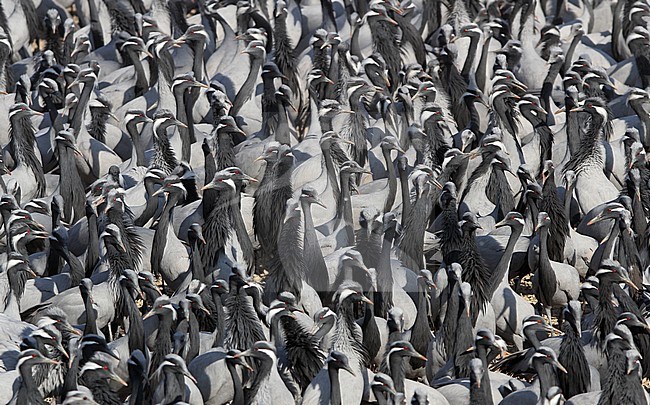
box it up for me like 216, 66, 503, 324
0, 0, 649, 404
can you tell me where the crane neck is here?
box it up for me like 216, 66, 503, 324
173, 87, 191, 162
611, 0, 625, 61
190, 39, 205, 82
539, 225, 550, 265
276, 103, 291, 145
71, 78, 96, 137
125, 288, 145, 354
157, 79, 176, 115
18, 362, 42, 401
337, 171, 355, 243
42, 93, 61, 131
152, 126, 179, 174
232, 55, 264, 115
388, 352, 407, 394
564, 99, 580, 156
82, 290, 98, 335
398, 164, 411, 222
323, 147, 340, 204
300, 199, 315, 232
461, 35, 480, 80
476, 35, 492, 93
127, 48, 148, 97
326, 44, 340, 100
541, 59, 563, 124
442, 280, 461, 350
602, 218, 620, 262
227, 360, 245, 405
87, 0, 104, 48
211, 293, 225, 347
563, 184, 576, 227
328, 365, 343, 405
491, 224, 523, 296
383, 148, 398, 213
562, 33, 584, 76
126, 121, 146, 167
464, 97, 481, 134
536, 362, 559, 402
85, 212, 99, 277
245, 354, 274, 403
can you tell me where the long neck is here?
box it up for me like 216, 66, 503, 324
477, 37, 491, 93
442, 281, 461, 350
232, 56, 263, 115
212, 292, 225, 347
184, 91, 198, 146
476, 346, 494, 402
490, 224, 523, 297
128, 49, 148, 97
85, 212, 99, 276
338, 172, 354, 244
151, 194, 178, 276
87, 0, 104, 48
564, 183, 576, 226
174, 87, 192, 163
43, 94, 61, 130
126, 121, 146, 167
536, 362, 558, 401
190, 240, 204, 282
187, 311, 200, 361
376, 227, 395, 316
462, 35, 480, 79
128, 371, 144, 405
19, 363, 44, 403
215, 132, 235, 170
469, 374, 488, 405
125, 292, 145, 354
245, 357, 273, 403
158, 77, 175, 113
82, 291, 98, 335
602, 220, 620, 262
541, 61, 563, 124
389, 353, 406, 394
152, 313, 174, 370
10, 116, 45, 198
383, 148, 397, 213
191, 40, 205, 81
465, 97, 480, 133
562, 34, 583, 76
301, 200, 316, 238
58, 146, 85, 222
538, 227, 558, 305
323, 148, 340, 202
153, 127, 178, 174
135, 180, 162, 227
62, 246, 85, 287
328, 366, 342, 405
228, 361, 245, 405
71, 79, 96, 136
399, 165, 411, 222
276, 104, 290, 145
